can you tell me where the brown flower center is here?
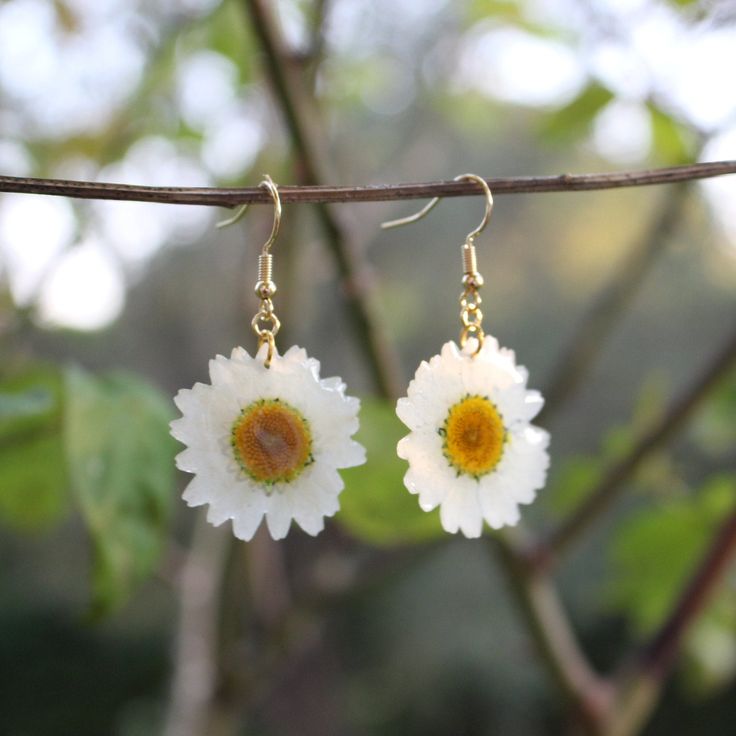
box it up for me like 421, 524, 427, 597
231, 399, 313, 485
441, 394, 506, 478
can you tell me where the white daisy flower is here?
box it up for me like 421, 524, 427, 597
396, 337, 550, 538
170, 344, 365, 541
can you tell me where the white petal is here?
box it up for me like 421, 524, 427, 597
173, 383, 212, 415
309, 465, 345, 495
440, 340, 462, 362
175, 447, 203, 473
320, 375, 346, 393
207, 501, 234, 526
323, 438, 366, 469
479, 476, 523, 529
264, 492, 293, 540
285, 480, 328, 536
479, 481, 510, 529
181, 475, 212, 506
230, 346, 253, 363
493, 384, 544, 425
283, 344, 308, 363
440, 480, 483, 538
232, 508, 265, 541
403, 466, 449, 510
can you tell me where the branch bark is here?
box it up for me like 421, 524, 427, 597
242, 0, 402, 400
532, 324, 736, 571
606, 507, 736, 736
0, 160, 734, 207
163, 517, 231, 736
492, 534, 613, 734
540, 183, 690, 422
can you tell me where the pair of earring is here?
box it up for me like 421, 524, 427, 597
170, 174, 549, 541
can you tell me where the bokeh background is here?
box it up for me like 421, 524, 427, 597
1, 0, 735, 734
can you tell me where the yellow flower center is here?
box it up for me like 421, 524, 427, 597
231, 399, 313, 485
441, 394, 506, 478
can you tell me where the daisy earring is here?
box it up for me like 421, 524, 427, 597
382, 174, 549, 539
170, 176, 365, 541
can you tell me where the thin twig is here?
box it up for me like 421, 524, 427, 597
492, 534, 613, 734
242, 0, 403, 399
606, 507, 736, 736
540, 183, 690, 421
163, 516, 231, 736
0, 160, 734, 207
532, 325, 736, 571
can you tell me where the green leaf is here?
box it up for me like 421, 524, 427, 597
545, 456, 602, 516
539, 82, 614, 141
210, 2, 253, 82
0, 367, 68, 530
682, 590, 736, 697
648, 102, 696, 164
64, 366, 176, 616
466, 0, 526, 24
336, 398, 443, 546
606, 476, 735, 633
692, 376, 736, 456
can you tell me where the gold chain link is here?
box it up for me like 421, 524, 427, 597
251, 252, 280, 367
458, 239, 485, 355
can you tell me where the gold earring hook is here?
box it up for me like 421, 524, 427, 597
215, 176, 283, 367
381, 173, 493, 357
215, 175, 283, 246
258, 174, 281, 254
381, 173, 493, 242
233, 175, 282, 368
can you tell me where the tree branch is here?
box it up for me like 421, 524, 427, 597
540, 183, 690, 422
0, 160, 734, 207
606, 506, 736, 736
241, 0, 403, 399
163, 517, 231, 736
531, 325, 736, 571
492, 534, 612, 734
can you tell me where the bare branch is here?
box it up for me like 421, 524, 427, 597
0, 160, 734, 207
540, 183, 690, 421
242, 0, 403, 399
606, 507, 736, 736
531, 325, 736, 571
163, 517, 231, 736
492, 534, 613, 734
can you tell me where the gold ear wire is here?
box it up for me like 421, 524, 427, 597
258, 174, 282, 254
218, 175, 284, 368
251, 176, 282, 367
381, 173, 493, 241
215, 174, 283, 239
381, 173, 493, 356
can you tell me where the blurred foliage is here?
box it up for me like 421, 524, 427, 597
337, 398, 444, 545
540, 82, 614, 142
607, 476, 736, 694
607, 475, 734, 633
546, 374, 671, 515
64, 367, 176, 617
0, 362, 176, 616
647, 102, 699, 164
691, 377, 736, 456
0, 367, 67, 529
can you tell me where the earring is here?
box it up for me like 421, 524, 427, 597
383, 174, 549, 538
170, 176, 365, 541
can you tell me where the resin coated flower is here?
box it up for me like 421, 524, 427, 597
396, 337, 549, 538
171, 344, 365, 540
